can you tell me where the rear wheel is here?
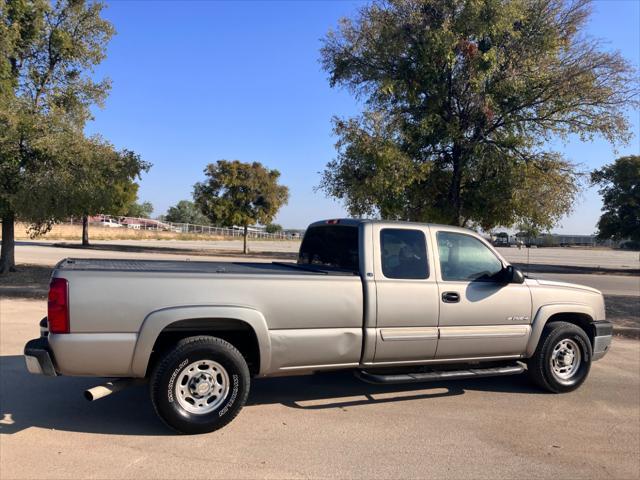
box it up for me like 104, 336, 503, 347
527, 321, 592, 393
150, 336, 250, 434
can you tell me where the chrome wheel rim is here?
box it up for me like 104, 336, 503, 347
550, 338, 581, 383
175, 360, 230, 414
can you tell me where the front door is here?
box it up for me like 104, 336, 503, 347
431, 229, 532, 359
372, 225, 439, 364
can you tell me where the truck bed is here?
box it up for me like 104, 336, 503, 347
56, 258, 357, 276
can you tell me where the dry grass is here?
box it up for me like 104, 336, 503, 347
6, 223, 232, 241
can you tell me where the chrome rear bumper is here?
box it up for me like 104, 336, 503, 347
24, 337, 57, 376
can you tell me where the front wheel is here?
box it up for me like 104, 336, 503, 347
150, 336, 250, 434
527, 321, 592, 393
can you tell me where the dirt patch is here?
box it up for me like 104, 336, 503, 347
0, 264, 52, 299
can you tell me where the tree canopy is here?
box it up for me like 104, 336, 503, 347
591, 155, 640, 242
319, 0, 638, 231
125, 200, 154, 219
165, 200, 210, 225
265, 223, 283, 234
0, 0, 146, 270
194, 160, 289, 253
0, 0, 116, 271
19, 132, 149, 243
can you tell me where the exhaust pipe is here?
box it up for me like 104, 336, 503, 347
84, 379, 142, 401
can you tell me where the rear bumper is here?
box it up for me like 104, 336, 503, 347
592, 320, 613, 361
24, 337, 57, 376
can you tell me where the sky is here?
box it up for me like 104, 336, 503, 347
85, 0, 640, 232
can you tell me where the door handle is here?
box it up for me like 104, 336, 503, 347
442, 291, 460, 303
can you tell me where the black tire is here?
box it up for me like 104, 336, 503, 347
150, 335, 250, 434
527, 321, 592, 393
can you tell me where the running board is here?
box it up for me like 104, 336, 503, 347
355, 363, 525, 385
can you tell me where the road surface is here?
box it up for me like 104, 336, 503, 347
10, 239, 640, 270
1, 299, 638, 479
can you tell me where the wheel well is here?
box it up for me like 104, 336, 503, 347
546, 312, 595, 346
148, 318, 261, 376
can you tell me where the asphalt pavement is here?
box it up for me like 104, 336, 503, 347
1, 241, 639, 478
1, 299, 639, 479
529, 273, 639, 296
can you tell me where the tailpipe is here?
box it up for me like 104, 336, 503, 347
84, 378, 142, 401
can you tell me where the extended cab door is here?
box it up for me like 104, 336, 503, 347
371, 224, 439, 364
431, 228, 532, 359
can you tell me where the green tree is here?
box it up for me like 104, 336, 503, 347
265, 223, 283, 234
319, 0, 637, 231
125, 200, 154, 219
194, 160, 289, 254
591, 155, 640, 242
165, 200, 210, 225
20, 132, 149, 245
0, 0, 114, 272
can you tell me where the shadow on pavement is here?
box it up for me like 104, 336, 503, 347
249, 370, 542, 411
0, 264, 51, 299
1, 355, 542, 436
0, 355, 168, 436
13, 241, 56, 247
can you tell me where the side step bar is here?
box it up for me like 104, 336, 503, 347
355, 363, 525, 385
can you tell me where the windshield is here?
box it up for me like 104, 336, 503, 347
297, 225, 359, 273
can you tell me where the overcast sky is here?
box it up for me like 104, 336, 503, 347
86, 0, 640, 232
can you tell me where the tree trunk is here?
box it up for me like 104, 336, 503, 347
82, 215, 89, 246
0, 211, 16, 273
243, 225, 248, 254
448, 145, 464, 226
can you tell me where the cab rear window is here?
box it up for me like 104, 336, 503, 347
298, 226, 359, 273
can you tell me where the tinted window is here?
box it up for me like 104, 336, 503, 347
380, 229, 428, 279
437, 232, 503, 281
298, 225, 359, 272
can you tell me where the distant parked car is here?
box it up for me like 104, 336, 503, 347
98, 219, 122, 228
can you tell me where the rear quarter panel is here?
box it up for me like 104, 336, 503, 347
54, 270, 364, 376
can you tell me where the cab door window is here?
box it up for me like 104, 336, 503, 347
380, 229, 428, 279
437, 232, 503, 281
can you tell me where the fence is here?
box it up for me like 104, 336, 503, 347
490, 233, 618, 248
74, 215, 301, 240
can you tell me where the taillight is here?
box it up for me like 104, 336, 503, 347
48, 278, 69, 334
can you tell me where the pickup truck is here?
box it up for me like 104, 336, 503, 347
24, 219, 613, 434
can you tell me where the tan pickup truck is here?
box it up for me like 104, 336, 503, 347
24, 219, 612, 434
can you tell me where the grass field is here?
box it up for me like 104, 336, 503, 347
6, 223, 238, 242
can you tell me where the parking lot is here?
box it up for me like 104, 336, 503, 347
1, 241, 639, 479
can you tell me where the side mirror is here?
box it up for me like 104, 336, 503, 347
505, 265, 525, 284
